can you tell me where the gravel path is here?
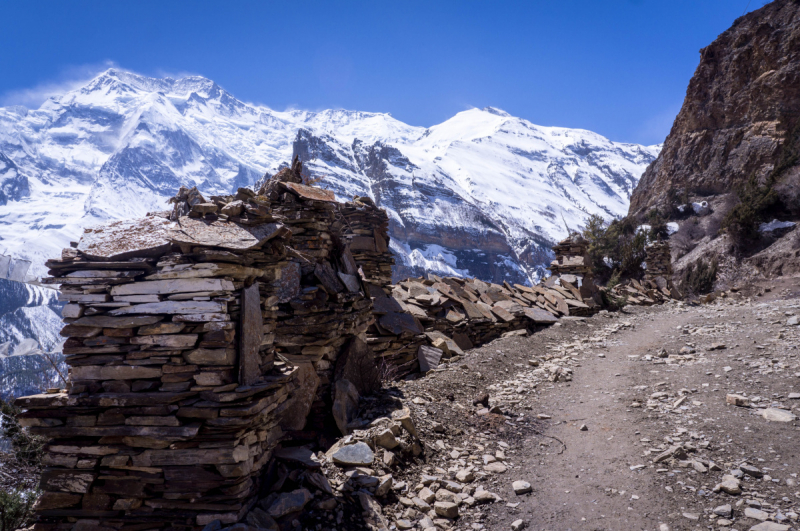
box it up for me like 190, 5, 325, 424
389, 278, 800, 531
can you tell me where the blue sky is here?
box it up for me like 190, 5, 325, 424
1, 0, 762, 145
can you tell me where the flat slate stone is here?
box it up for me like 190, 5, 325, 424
274, 447, 321, 469
761, 408, 796, 422
331, 442, 374, 467
418, 345, 443, 373
238, 283, 261, 386
78, 217, 175, 261
267, 489, 312, 518
523, 307, 558, 324
749, 522, 790, 531
169, 217, 288, 251
379, 312, 424, 335
72, 315, 162, 329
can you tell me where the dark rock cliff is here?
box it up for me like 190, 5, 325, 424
629, 0, 800, 218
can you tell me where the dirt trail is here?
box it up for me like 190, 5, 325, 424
393, 278, 800, 531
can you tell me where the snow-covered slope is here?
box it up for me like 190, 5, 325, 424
0, 279, 63, 356
0, 69, 659, 284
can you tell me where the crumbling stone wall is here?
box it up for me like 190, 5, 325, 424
18, 214, 296, 530
16, 163, 379, 531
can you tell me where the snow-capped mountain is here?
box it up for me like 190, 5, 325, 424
0, 68, 658, 285
0, 277, 65, 398
0, 278, 63, 357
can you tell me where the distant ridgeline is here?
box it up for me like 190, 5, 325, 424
0, 277, 65, 399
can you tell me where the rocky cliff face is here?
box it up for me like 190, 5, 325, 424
630, 0, 800, 218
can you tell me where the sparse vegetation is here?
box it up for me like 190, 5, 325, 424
582, 214, 650, 283
679, 257, 718, 296
666, 187, 693, 219
722, 175, 779, 252
0, 398, 44, 467
0, 488, 38, 531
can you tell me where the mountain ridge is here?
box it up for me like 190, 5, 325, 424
0, 68, 659, 285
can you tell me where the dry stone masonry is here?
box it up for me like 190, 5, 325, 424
15, 159, 681, 531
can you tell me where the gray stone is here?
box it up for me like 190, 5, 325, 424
484, 462, 507, 473
442, 480, 462, 492
456, 470, 475, 483
435, 489, 458, 504
744, 507, 769, 521
761, 408, 796, 422
474, 489, 496, 503
653, 445, 687, 463
749, 523, 790, 531
331, 442, 374, 467
434, 501, 459, 519
279, 362, 320, 431
374, 429, 399, 450
512, 480, 532, 494
267, 489, 312, 518
418, 487, 435, 504
245, 508, 278, 530
412, 497, 431, 511
358, 492, 389, 531
391, 407, 418, 438
335, 337, 380, 395
727, 393, 750, 407
375, 474, 393, 497
713, 504, 732, 517
511, 519, 526, 531
740, 465, 764, 478
418, 345, 443, 372
274, 446, 321, 469
716, 475, 742, 495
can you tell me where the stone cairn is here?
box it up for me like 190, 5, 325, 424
644, 240, 673, 285
546, 234, 599, 317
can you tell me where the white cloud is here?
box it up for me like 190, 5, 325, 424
0, 61, 119, 108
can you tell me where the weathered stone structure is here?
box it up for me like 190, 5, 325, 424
16, 162, 384, 531
644, 240, 674, 285
15, 160, 681, 530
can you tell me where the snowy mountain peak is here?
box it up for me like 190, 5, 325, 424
482, 106, 511, 117
0, 69, 659, 287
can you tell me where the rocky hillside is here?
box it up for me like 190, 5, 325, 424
0, 69, 658, 286
629, 0, 800, 219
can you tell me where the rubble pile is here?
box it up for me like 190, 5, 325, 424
373, 275, 575, 376
606, 278, 676, 305
605, 241, 678, 304
20, 210, 300, 530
